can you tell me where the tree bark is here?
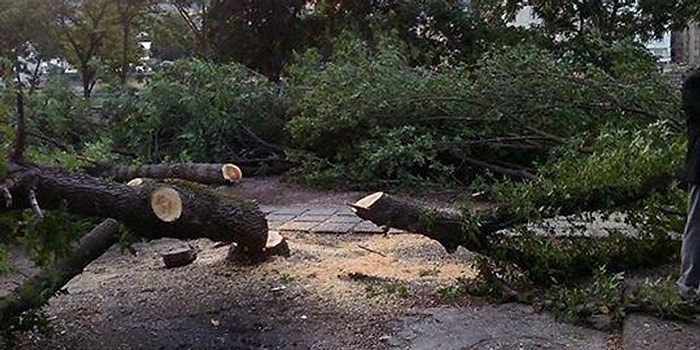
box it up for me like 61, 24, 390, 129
4, 162, 269, 254
0, 219, 120, 328
89, 163, 243, 185
0, 160, 290, 328
350, 174, 676, 252
348, 172, 680, 281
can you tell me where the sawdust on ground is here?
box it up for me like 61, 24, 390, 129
6, 177, 478, 350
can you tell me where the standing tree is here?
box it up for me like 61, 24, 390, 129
204, 0, 306, 80
149, 6, 198, 61
113, 0, 154, 85
167, 0, 211, 58
501, 0, 700, 42
53, 0, 154, 97
54, 0, 116, 98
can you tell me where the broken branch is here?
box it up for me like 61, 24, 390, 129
0, 219, 121, 328
1, 186, 11, 208
28, 188, 43, 219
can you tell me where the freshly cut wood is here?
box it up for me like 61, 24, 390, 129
348, 192, 464, 253
92, 163, 243, 185
227, 230, 290, 263
162, 245, 197, 268
4, 163, 270, 255
221, 164, 243, 182
0, 219, 121, 327
266, 230, 284, 248
126, 178, 143, 187
150, 187, 183, 222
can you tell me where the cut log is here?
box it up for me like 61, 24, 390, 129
348, 192, 465, 253
350, 173, 677, 254
349, 177, 680, 282
161, 244, 197, 268
3, 163, 270, 256
0, 219, 120, 327
90, 163, 243, 185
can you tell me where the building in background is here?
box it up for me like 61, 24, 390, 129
645, 32, 672, 64
672, 24, 700, 68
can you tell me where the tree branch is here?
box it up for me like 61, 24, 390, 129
462, 156, 537, 181
0, 219, 121, 328
11, 60, 27, 162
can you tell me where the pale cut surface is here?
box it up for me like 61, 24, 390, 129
150, 187, 183, 222
126, 178, 143, 187
352, 192, 384, 210
221, 164, 242, 182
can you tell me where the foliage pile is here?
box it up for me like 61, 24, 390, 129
447, 120, 689, 326
285, 36, 680, 189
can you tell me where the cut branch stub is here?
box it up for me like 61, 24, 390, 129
1, 185, 11, 208
222, 164, 242, 182
151, 186, 183, 222
126, 178, 144, 187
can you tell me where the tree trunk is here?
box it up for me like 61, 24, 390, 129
349, 172, 680, 281
0, 219, 120, 328
4, 163, 270, 255
89, 163, 243, 185
120, 8, 130, 86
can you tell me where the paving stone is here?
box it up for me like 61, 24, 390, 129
353, 221, 385, 234
327, 215, 364, 224
389, 304, 607, 350
311, 222, 357, 234
267, 221, 285, 230
278, 221, 320, 232
623, 314, 700, 350
259, 205, 277, 214
304, 206, 344, 215
270, 207, 309, 215
294, 213, 333, 222
266, 213, 299, 222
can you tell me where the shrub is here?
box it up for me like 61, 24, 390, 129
110, 59, 289, 163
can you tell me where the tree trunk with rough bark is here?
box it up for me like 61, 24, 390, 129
4, 162, 270, 255
90, 163, 243, 185
348, 172, 680, 281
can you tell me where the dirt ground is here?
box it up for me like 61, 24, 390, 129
6, 177, 479, 350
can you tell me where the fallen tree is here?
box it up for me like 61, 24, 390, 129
0, 161, 289, 335
3, 162, 271, 251
88, 163, 243, 185
348, 163, 680, 284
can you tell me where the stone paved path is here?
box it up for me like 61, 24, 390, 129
261, 204, 404, 235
